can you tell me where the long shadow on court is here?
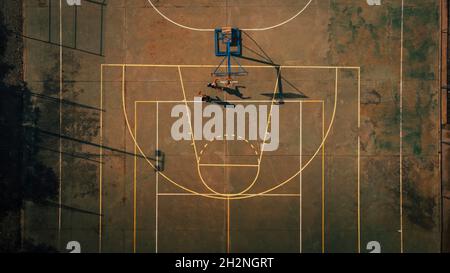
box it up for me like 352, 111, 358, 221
238, 31, 309, 102
222, 86, 251, 99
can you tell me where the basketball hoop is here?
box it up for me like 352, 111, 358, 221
213, 27, 247, 79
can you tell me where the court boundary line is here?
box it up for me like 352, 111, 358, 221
358, 65, 361, 253
156, 102, 159, 253
100, 64, 362, 253
102, 64, 360, 69
133, 103, 137, 253
99, 62, 103, 253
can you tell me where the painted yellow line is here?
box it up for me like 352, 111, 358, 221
299, 101, 303, 253
177, 67, 200, 163
197, 135, 260, 172
227, 198, 230, 253
258, 68, 282, 165
156, 102, 159, 253
133, 102, 137, 253
357, 68, 362, 254
134, 100, 326, 104
157, 193, 302, 197
102, 64, 361, 70
199, 164, 259, 168
358, 68, 361, 128
190, 66, 284, 196
358, 136, 361, 254
101, 61, 361, 253
322, 99, 326, 254
178, 67, 221, 196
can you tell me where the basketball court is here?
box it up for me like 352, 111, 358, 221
21, 0, 442, 253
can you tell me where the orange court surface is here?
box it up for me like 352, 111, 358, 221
18, 0, 443, 253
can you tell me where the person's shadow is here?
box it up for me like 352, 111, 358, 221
211, 96, 236, 108
223, 86, 251, 99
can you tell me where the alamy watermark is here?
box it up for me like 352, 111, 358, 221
66, 0, 81, 6
171, 97, 280, 152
